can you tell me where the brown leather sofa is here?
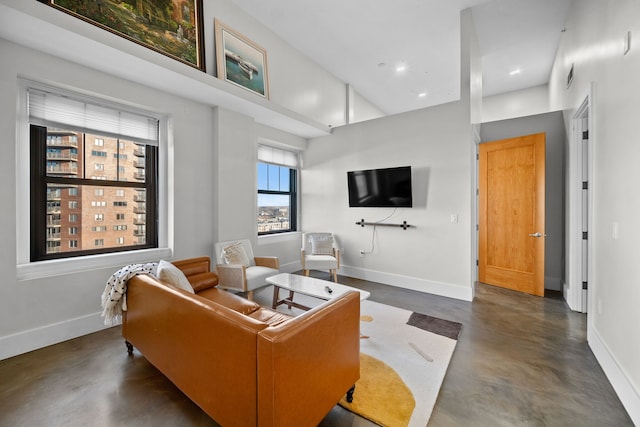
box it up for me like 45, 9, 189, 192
122, 257, 360, 427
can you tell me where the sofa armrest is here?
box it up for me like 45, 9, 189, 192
256, 291, 360, 427
215, 263, 247, 291
255, 256, 279, 269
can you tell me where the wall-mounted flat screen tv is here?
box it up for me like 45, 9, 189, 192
347, 166, 413, 208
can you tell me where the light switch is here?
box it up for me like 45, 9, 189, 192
450, 214, 458, 223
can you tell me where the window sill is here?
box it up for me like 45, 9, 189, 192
257, 231, 301, 245
16, 247, 172, 281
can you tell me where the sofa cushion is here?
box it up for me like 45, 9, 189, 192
157, 260, 194, 293
197, 287, 262, 316
247, 307, 292, 327
222, 242, 251, 267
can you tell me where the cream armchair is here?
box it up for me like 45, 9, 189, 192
301, 232, 341, 282
214, 239, 279, 301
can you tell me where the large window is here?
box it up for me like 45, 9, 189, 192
257, 145, 299, 235
28, 88, 159, 261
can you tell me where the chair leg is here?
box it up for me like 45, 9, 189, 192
247, 290, 254, 301
331, 269, 338, 282
304, 270, 310, 277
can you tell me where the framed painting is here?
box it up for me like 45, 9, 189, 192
38, 0, 205, 71
215, 19, 269, 99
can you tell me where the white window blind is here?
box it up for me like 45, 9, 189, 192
257, 144, 299, 167
28, 88, 159, 145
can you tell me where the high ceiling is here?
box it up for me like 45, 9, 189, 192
230, 0, 572, 116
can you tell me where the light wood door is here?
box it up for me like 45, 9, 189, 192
479, 133, 545, 296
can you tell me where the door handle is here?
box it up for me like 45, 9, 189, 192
528, 232, 544, 237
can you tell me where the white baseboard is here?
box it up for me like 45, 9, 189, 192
339, 265, 473, 301
589, 326, 640, 425
280, 260, 302, 274
0, 312, 110, 361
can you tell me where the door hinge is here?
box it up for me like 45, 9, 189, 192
476, 153, 479, 160
582, 181, 588, 190
582, 130, 589, 140
582, 231, 588, 240
476, 259, 479, 266
582, 281, 588, 290
476, 224, 479, 231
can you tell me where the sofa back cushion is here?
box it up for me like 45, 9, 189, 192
197, 287, 262, 316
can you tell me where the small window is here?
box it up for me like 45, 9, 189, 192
256, 145, 299, 235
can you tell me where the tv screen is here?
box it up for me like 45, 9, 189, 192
347, 166, 413, 208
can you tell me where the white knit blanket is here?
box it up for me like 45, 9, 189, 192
101, 262, 158, 326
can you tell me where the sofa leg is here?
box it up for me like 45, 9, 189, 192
331, 269, 338, 282
346, 384, 356, 403
125, 341, 134, 355
304, 270, 309, 277
247, 290, 254, 301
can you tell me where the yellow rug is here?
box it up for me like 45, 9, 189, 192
339, 353, 415, 427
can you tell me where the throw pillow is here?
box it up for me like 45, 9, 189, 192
222, 242, 251, 267
157, 259, 195, 293
310, 237, 334, 255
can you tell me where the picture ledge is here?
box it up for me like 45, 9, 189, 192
0, 0, 330, 139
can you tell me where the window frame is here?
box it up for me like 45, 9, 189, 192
16, 80, 171, 279
30, 124, 159, 261
256, 144, 300, 237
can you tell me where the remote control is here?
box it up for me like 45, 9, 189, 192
325, 286, 333, 294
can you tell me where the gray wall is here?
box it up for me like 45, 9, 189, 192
480, 111, 566, 291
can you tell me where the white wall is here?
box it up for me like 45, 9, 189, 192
549, 0, 640, 423
203, 0, 381, 128
0, 39, 217, 358
301, 100, 473, 300
299, 11, 478, 301
482, 85, 550, 123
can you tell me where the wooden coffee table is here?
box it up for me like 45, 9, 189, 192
268, 273, 370, 311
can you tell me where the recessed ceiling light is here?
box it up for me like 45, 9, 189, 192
418, 92, 427, 98
509, 69, 522, 76
396, 64, 407, 73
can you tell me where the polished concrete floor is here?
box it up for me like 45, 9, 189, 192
0, 276, 633, 427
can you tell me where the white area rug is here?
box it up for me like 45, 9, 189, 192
356, 299, 459, 426
254, 287, 461, 427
